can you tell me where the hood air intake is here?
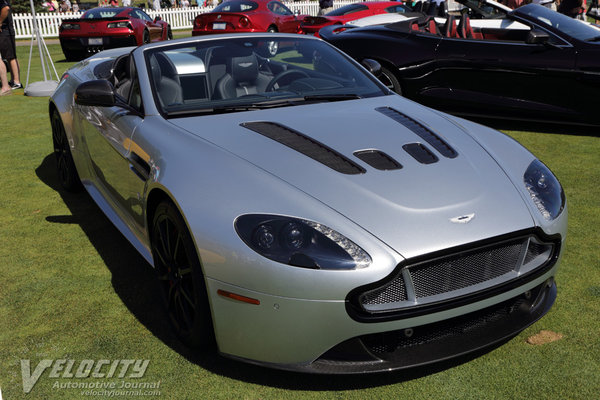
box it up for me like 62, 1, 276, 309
240, 121, 365, 175
354, 150, 402, 170
375, 107, 458, 159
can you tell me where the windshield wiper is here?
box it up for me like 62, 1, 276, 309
586, 35, 600, 42
303, 94, 362, 101
166, 94, 363, 117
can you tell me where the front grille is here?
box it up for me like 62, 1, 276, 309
410, 240, 523, 298
357, 234, 555, 314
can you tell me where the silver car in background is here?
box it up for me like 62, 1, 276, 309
49, 34, 567, 373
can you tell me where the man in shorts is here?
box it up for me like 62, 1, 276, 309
0, 48, 11, 95
0, 0, 21, 90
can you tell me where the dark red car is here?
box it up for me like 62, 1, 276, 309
59, 7, 172, 61
301, 1, 412, 37
192, 0, 306, 37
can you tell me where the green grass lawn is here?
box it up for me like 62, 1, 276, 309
1, 42, 599, 399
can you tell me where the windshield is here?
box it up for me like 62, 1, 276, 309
144, 37, 388, 116
213, 0, 258, 12
515, 4, 600, 41
83, 8, 124, 18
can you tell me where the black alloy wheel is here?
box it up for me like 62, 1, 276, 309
51, 110, 81, 191
143, 29, 151, 44
151, 201, 214, 348
379, 66, 402, 95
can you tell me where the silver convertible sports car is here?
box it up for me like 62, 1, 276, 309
50, 34, 567, 373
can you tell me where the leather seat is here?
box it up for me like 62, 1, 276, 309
150, 54, 183, 107
213, 54, 271, 100
443, 14, 457, 37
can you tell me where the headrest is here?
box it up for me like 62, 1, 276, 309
149, 54, 162, 84
230, 55, 258, 85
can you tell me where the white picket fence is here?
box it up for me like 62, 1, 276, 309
13, 1, 352, 39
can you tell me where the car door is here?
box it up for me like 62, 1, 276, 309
427, 19, 577, 120
79, 56, 148, 236
267, 1, 299, 33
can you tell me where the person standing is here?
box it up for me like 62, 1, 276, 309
318, 0, 333, 15
0, 0, 21, 90
0, 49, 11, 95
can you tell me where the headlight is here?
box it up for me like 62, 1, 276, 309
107, 22, 133, 29
235, 214, 371, 270
61, 23, 80, 30
524, 159, 564, 220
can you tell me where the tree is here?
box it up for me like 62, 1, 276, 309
11, 0, 47, 14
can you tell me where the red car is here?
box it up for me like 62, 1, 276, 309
59, 7, 172, 61
192, 0, 306, 37
301, 1, 412, 37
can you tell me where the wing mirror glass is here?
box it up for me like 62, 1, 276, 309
75, 80, 116, 107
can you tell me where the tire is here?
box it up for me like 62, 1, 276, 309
266, 27, 279, 57
167, 25, 173, 40
151, 201, 214, 348
379, 66, 402, 95
51, 110, 81, 192
143, 29, 151, 45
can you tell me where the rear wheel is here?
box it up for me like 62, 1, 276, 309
51, 110, 81, 192
166, 25, 173, 40
143, 29, 151, 45
151, 201, 214, 348
266, 27, 278, 57
379, 66, 402, 95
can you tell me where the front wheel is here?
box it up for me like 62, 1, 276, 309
51, 110, 81, 191
151, 201, 214, 348
379, 66, 402, 95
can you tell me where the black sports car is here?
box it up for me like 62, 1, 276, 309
321, 4, 600, 126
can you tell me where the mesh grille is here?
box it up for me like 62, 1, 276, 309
410, 240, 523, 298
524, 241, 550, 265
362, 296, 528, 354
361, 276, 407, 305
358, 236, 556, 311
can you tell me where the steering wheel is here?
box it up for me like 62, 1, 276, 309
265, 69, 310, 92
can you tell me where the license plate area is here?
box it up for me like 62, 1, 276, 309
88, 38, 103, 45
212, 22, 226, 30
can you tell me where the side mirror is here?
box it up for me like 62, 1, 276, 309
526, 29, 550, 45
294, 9, 300, 17
154, 16, 162, 22
75, 80, 116, 107
361, 59, 382, 77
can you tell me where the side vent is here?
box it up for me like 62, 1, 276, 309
376, 107, 458, 159
403, 143, 439, 164
354, 150, 402, 170
240, 121, 365, 175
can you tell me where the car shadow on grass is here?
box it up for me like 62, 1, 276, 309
36, 153, 511, 390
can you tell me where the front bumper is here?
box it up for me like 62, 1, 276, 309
207, 265, 557, 373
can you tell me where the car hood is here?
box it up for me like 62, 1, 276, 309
170, 96, 534, 259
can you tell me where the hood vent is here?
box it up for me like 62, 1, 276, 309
375, 107, 458, 159
354, 150, 402, 170
403, 143, 438, 164
240, 121, 366, 175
